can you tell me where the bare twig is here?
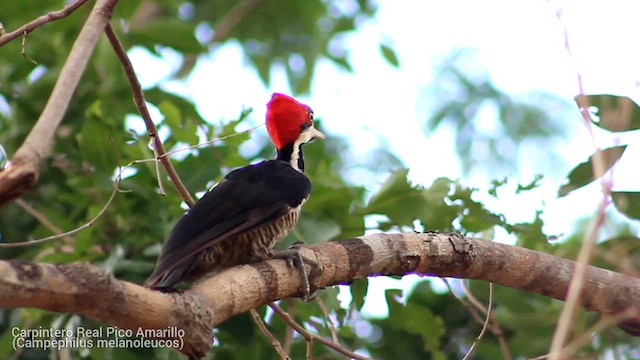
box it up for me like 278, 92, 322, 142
444, 279, 487, 319
530, 308, 639, 360
445, 280, 513, 359
250, 308, 291, 360
0, 178, 121, 248
314, 297, 340, 344
0, 0, 90, 47
158, 124, 263, 160
154, 157, 166, 196
177, 0, 265, 76
306, 338, 314, 360
210, 0, 265, 44
547, 3, 613, 357
20, 30, 37, 64
269, 303, 370, 360
462, 283, 494, 360
461, 280, 489, 314
14, 199, 75, 243
103, 23, 195, 206
281, 299, 296, 354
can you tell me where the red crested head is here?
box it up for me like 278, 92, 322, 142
266, 93, 323, 150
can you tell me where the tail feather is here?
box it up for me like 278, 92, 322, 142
144, 262, 194, 291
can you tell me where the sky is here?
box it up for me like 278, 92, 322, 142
130, 0, 640, 317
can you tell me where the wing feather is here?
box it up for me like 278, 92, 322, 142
145, 160, 310, 289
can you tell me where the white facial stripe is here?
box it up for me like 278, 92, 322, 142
290, 124, 325, 171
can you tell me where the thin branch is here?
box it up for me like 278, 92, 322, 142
282, 299, 296, 354
462, 283, 494, 360
250, 308, 291, 360
445, 280, 512, 360
444, 279, 486, 321
0, 0, 90, 47
547, 3, 613, 357
20, 30, 37, 64
14, 199, 75, 243
0, 178, 121, 248
269, 303, 370, 360
530, 308, 639, 360
103, 23, 195, 207
158, 124, 264, 160
314, 297, 340, 344
461, 280, 489, 314
177, 0, 265, 76
306, 338, 314, 360
210, 0, 265, 44
154, 157, 166, 196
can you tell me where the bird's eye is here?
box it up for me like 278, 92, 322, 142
308, 110, 314, 122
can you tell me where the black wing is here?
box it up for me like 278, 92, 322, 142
145, 160, 311, 290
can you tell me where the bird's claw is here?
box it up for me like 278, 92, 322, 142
272, 242, 316, 301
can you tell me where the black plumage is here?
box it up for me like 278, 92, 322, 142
145, 93, 324, 292
144, 160, 311, 291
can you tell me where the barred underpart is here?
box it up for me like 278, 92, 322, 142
194, 208, 301, 277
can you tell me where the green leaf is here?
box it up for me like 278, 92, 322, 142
577, 94, 640, 132
77, 102, 118, 173
558, 145, 627, 197
365, 172, 459, 231
449, 183, 503, 232
129, 19, 204, 54
350, 279, 368, 311
420, 177, 459, 231
158, 100, 199, 145
488, 177, 508, 197
386, 289, 446, 359
505, 210, 551, 250
327, 54, 354, 72
158, 100, 182, 129
366, 169, 427, 227
295, 217, 341, 243
380, 44, 400, 68
145, 88, 206, 125
217, 312, 255, 343
612, 191, 640, 220
517, 174, 543, 193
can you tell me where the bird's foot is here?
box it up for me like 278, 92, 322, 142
271, 241, 316, 301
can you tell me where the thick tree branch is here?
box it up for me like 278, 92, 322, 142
0, 0, 120, 207
1, 232, 639, 358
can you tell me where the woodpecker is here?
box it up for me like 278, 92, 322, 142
144, 93, 324, 292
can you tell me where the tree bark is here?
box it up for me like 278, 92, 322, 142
1, 232, 639, 358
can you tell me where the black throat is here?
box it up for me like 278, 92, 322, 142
277, 143, 304, 172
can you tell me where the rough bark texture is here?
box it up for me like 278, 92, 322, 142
1, 232, 639, 358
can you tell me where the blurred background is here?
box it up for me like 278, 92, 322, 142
1, 0, 640, 359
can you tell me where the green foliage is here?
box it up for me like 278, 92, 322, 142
425, 51, 571, 176
612, 192, 640, 220
364, 169, 508, 235
365, 170, 458, 231
1, 1, 640, 359
558, 145, 627, 197
580, 94, 640, 132
380, 44, 400, 68
385, 289, 446, 359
